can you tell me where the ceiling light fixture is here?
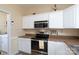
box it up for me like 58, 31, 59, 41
54, 4, 57, 11
51, 4, 57, 11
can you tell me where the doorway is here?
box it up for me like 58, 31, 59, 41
0, 9, 12, 55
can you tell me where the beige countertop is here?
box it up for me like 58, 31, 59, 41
19, 33, 79, 45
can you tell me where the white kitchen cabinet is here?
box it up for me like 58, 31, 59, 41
33, 13, 49, 21
63, 5, 79, 28
75, 5, 79, 28
18, 38, 31, 54
22, 13, 49, 29
0, 34, 8, 53
49, 11, 63, 28
22, 15, 34, 29
22, 11, 63, 29
0, 36, 1, 51
63, 5, 76, 28
48, 41, 73, 55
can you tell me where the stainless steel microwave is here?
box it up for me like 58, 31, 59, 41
34, 20, 48, 28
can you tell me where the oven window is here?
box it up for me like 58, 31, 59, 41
31, 40, 48, 53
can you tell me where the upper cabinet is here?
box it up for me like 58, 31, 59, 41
49, 11, 63, 28
22, 5, 79, 29
63, 5, 79, 28
22, 10, 63, 29
63, 5, 76, 28
34, 13, 49, 21
22, 13, 49, 29
22, 15, 35, 29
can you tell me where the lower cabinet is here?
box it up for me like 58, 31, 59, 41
0, 34, 8, 53
18, 38, 31, 54
18, 38, 73, 55
48, 41, 72, 55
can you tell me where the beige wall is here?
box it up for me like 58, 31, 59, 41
0, 12, 7, 34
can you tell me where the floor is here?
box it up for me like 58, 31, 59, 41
16, 51, 30, 55
16, 51, 47, 55
68, 45, 79, 55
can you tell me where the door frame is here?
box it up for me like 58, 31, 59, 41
0, 9, 12, 54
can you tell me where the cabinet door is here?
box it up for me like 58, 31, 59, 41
48, 41, 56, 55
63, 5, 76, 28
49, 11, 63, 28
34, 13, 49, 21
0, 36, 1, 51
1, 35, 8, 53
48, 41, 70, 55
22, 16, 34, 29
18, 38, 31, 54
76, 5, 79, 28
54, 11, 63, 28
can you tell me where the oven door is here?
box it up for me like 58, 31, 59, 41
38, 41, 48, 52
31, 40, 48, 54
31, 40, 39, 50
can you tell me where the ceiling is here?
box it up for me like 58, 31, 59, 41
17, 4, 73, 9
16, 4, 74, 15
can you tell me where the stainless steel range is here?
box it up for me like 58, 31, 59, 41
31, 32, 49, 55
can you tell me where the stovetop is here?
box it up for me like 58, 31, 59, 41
31, 38, 48, 42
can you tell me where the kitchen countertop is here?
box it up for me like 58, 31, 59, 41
20, 33, 79, 39
19, 34, 79, 45
19, 33, 79, 44
18, 33, 79, 45
19, 36, 32, 38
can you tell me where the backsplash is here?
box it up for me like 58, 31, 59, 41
23, 29, 79, 36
